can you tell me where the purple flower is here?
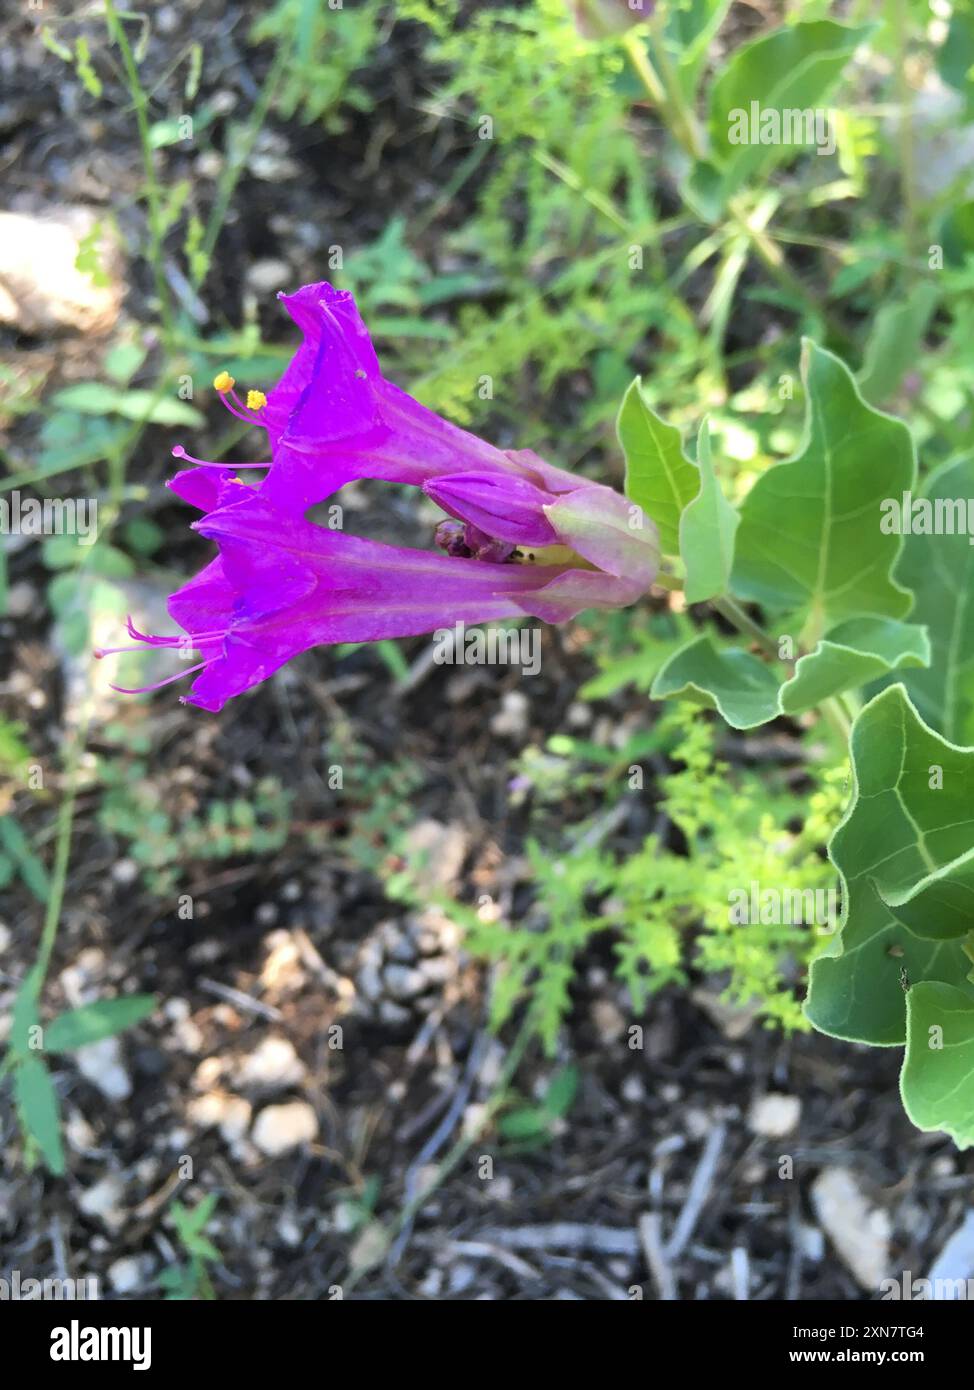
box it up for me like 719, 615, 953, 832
101, 283, 659, 710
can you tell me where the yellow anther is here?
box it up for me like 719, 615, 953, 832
247, 390, 267, 411
213, 371, 235, 394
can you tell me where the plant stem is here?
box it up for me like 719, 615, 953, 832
195, 45, 288, 285
622, 29, 704, 165
34, 709, 91, 992
712, 595, 780, 661
892, 0, 917, 255
103, 0, 175, 349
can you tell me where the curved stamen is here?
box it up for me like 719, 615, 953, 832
109, 661, 207, 695
213, 387, 265, 427
171, 445, 270, 469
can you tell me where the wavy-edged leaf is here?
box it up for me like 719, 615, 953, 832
888, 455, 974, 742
618, 378, 699, 556
651, 635, 780, 729
806, 685, 974, 1045
732, 340, 915, 639
902, 982, 974, 1148
651, 620, 928, 730
780, 618, 929, 713
679, 420, 739, 603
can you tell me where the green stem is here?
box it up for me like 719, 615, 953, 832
103, 0, 175, 348
195, 45, 288, 284
34, 710, 91, 993
712, 595, 780, 661
892, 0, 917, 255
622, 29, 704, 165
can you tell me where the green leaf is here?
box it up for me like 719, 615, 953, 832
0, 816, 50, 902
902, 982, 974, 1148
497, 1106, 553, 1141
14, 1056, 65, 1176
542, 1064, 579, 1118
886, 456, 974, 743
679, 419, 739, 603
652, 621, 929, 731
938, 0, 974, 115
10, 966, 42, 1056
732, 340, 915, 641
858, 282, 939, 406
618, 378, 699, 556
45, 995, 157, 1053
51, 383, 203, 427
780, 618, 930, 713
806, 685, 974, 1046
662, 0, 733, 101
652, 635, 780, 729
707, 21, 872, 201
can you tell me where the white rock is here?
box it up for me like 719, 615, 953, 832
78, 1173, 126, 1230
356, 960, 383, 1003
3, 582, 35, 620
799, 1224, 826, 1262
403, 819, 468, 892
0, 922, 10, 954
490, 689, 530, 739
811, 1167, 891, 1289
0, 207, 123, 336
236, 1036, 305, 1092
748, 1093, 801, 1138
188, 1091, 252, 1144
927, 1209, 974, 1293
74, 1035, 131, 1102
383, 964, 427, 1000
252, 1101, 318, 1157
111, 859, 139, 885
246, 259, 291, 296
108, 1256, 144, 1294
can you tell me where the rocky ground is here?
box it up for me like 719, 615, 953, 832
1, 0, 972, 1303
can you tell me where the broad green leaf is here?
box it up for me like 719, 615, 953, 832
651, 620, 928, 730
651, 635, 780, 729
902, 982, 974, 1148
887, 456, 974, 743
780, 618, 929, 713
806, 685, 974, 1046
707, 21, 871, 200
14, 1055, 65, 1176
858, 283, 939, 406
618, 378, 699, 556
731, 341, 915, 641
679, 419, 739, 603
45, 995, 157, 1053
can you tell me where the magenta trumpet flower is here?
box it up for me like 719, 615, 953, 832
103, 282, 659, 711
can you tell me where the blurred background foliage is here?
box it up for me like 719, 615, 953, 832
4, 0, 974, 1172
